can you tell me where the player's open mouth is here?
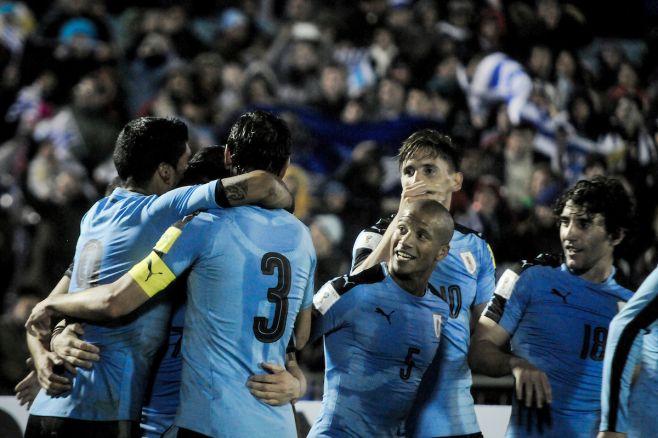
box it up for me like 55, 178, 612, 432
395, 250, 415, 260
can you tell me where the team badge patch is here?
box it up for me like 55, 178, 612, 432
313, 283, 341, 315
460, 251, 477, 274
433, 314, 442, 339
355, 231, 380, 251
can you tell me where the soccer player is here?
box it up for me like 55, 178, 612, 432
27, 111, 316, 438
309, 199, 454, 437
351, 129, 496, 438
24, 116, 295, 438
598, 265, 658, 438
469, 176, 635, 437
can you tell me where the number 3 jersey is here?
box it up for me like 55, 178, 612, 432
485, 264, 632, 437
352, 217, 496, 437
147, 206, 315, 438
308, 263, 450, 438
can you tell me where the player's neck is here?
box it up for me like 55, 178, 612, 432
575, 259, 614, 284
390, 271, 429, 297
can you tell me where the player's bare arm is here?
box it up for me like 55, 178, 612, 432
470, 302, 488, 333
26, 275, 70, 396
470, 315, 552, 408
26, 273, 150, 338
222, 170, 293, 210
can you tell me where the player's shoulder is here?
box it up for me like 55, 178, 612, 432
364, 213, 396, 235
517, 253, 563, 282
452, 223, 487, 243
313, 264, 387, 315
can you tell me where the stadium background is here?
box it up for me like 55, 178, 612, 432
0, 0, 657, 432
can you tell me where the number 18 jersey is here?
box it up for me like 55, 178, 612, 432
488, 264, 632, 437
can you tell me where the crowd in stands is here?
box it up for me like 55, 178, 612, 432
0, 0, 657, 395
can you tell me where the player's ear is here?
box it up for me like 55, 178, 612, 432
278, 158, 290, 178
450, 172, 463, 193
609, 228, 625, 247
435, 244, 450, 262
157, 162, 172, 184
223, 146, 233, 166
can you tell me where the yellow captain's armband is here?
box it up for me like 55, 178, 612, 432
153, 226, 183, 254
129, 251, 176, 297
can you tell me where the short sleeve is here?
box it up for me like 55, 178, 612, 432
496, 269, 533, 336
147, 182, 218, 220
474, 241, 496, 306
311, 281, 358, 342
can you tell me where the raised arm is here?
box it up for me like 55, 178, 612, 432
351, 181, 438, 275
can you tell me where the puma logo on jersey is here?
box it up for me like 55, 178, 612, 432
551, 288, 571, 304
375, 307, 395, 324
341, 276, 356, 289
145, 259, 164, 281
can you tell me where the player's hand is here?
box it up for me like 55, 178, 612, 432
597, 432, 627, 438
246, 362, 302, 406
14, 358, 42, 408
510, 356, 552, 408
32, 349, 72, 395
51, 323, 100, 370
25, 300, 55, 341
401, 181, 434, 202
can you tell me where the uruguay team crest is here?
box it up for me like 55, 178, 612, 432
433, 314, 442, 338
460, 251, 477, 274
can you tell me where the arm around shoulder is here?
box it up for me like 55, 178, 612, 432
220, 170, 293, 210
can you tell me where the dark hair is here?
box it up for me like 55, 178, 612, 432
178, 145, 230, 186
398, 129, 461, 172
553, 176, 635, 238
113, 117, 188, 185
226, 111, 292, 175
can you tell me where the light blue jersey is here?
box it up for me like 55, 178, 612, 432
309, 264, 449, 438
489, 264, 632, 437
141, 297, 186, 437
601, 265, 658, 437
154, 206, 316, 438
353, 219, 495, 437
30, 183, 219, 421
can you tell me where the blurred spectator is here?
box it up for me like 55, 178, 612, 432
312, 62, 348, 119
373, 76, 406, 121
309, 213, 348, 286
283, 163, 312, 222
123, 31, 179, 115
503, 122, 537, 212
